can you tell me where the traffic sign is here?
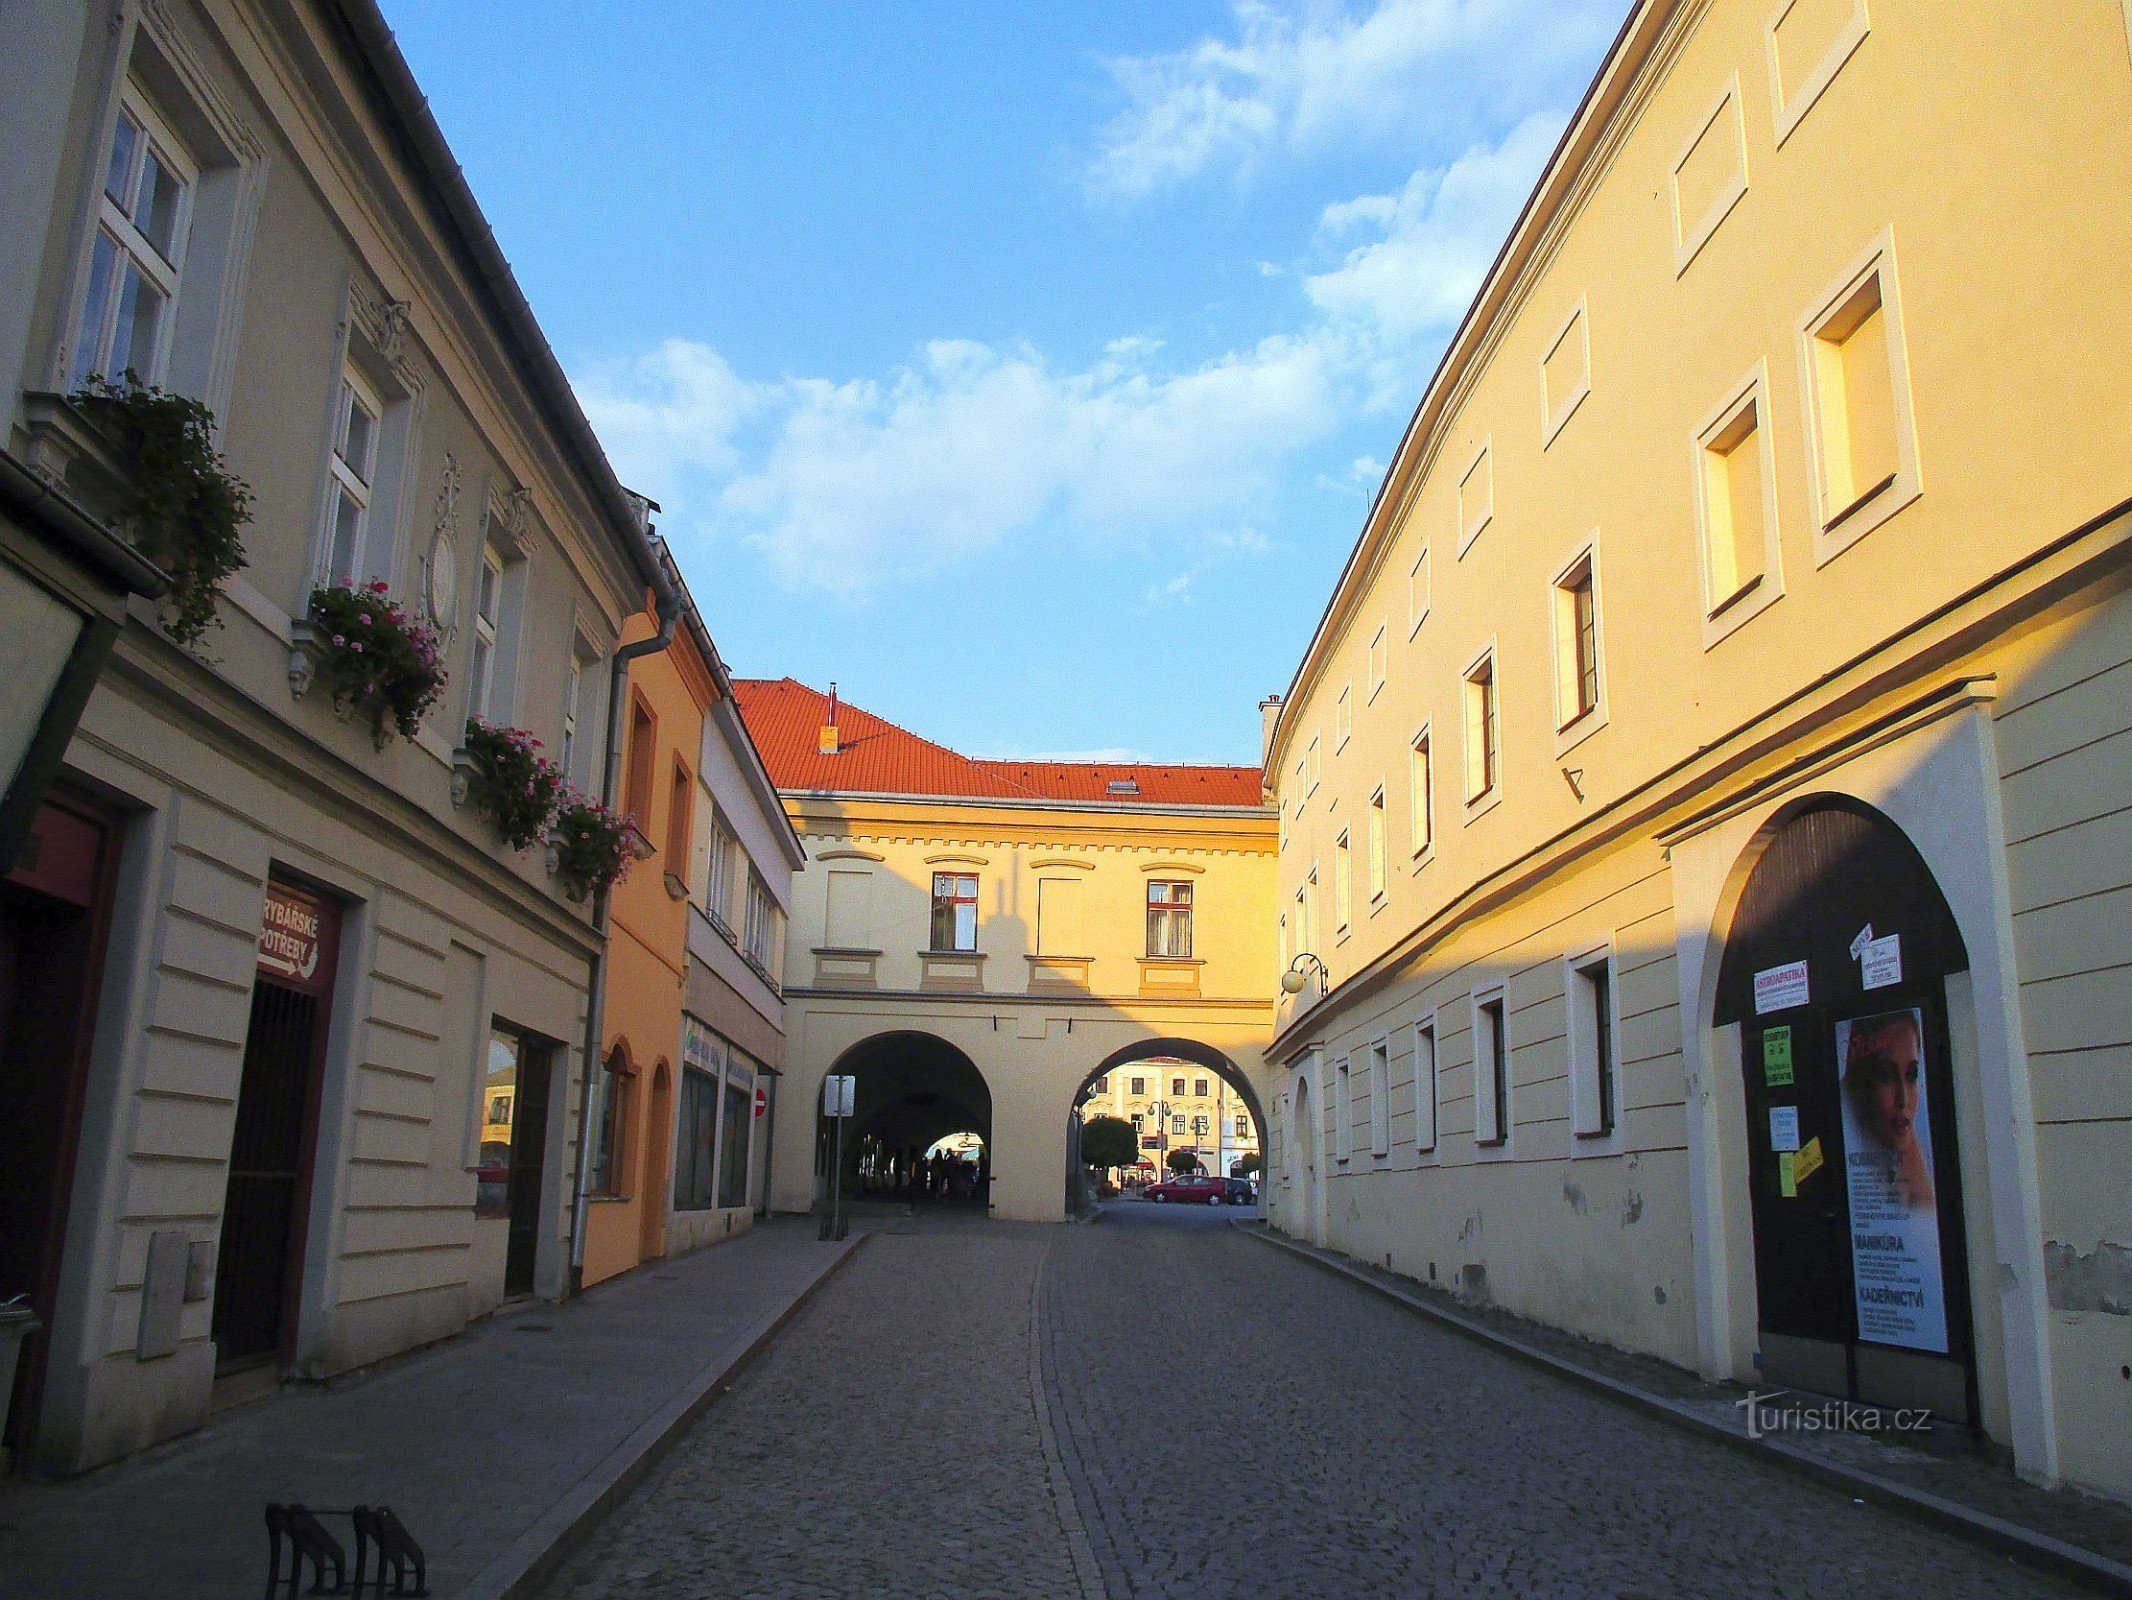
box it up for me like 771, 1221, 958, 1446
823, 1074, 855, 1118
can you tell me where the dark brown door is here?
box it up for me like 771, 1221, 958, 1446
504, 1042, 551, 1298
213, 881, 339, 1374
0, 793, 120, 1459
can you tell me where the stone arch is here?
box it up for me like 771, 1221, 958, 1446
1071, 1036, 1269, 1198
639, 1060, 673, 1259
823, 1031, 994, 1208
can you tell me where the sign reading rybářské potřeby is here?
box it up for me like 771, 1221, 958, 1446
258, 884, 326, 988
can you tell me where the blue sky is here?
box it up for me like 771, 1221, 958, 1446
381, 0, 1620, 763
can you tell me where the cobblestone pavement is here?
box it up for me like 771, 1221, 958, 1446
543, 1206, 2087, 1600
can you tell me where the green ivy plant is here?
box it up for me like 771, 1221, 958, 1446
72, 374, 251, 647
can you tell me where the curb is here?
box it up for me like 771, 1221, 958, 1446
1237, 1222, 2132, 1600
463, 1230, 871, 1600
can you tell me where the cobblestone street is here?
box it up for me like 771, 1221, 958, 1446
542, 1207, 2088, 1600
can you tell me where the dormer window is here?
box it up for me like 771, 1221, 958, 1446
1107, 778, 1139, 796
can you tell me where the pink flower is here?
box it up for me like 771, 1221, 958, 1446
331, 634, 345, 646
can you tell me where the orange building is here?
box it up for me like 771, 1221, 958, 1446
579, 570, 718, 1288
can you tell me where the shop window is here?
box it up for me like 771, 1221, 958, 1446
674, 1065, 718, 1211
929, 871, 978, 951
717, 1069, 752, 1208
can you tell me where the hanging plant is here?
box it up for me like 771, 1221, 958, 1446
71, 374, 252, 647
460, 718, 563, 850
304, 580, 446, 743
547, 791, 633, 903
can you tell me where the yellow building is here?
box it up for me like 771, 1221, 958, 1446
1264, 0, 2132, 1503
733, 680, 1277, 1222
1081, 1059, 1262, 1182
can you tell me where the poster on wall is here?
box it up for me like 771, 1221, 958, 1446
1836, 1007, 1948, 1353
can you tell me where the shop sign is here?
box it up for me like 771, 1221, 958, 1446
1837, 1007, 1948, 1353
683, 1016, 719, 1074
258, 884, 327, 989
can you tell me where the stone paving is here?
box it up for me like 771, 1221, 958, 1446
539, 1205, 2092, 1600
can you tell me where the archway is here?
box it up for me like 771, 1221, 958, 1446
823, 1031, 993, 1210
1069, 1037, 1268, 1214
1290, 1071, 1318, 1245
639, 1061, 672, 1260
1713, 795, 1976, 1422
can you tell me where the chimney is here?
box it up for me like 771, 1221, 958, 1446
817, 681, 840, 756
1259, 694, 1283, 768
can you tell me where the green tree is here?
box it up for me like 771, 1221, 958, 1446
1235, 1150, 1263, 1177
1080, 1115, 1139, 1172
1166, 1148, 1202, 1176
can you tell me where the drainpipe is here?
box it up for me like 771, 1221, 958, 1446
567, 525, 682, 1297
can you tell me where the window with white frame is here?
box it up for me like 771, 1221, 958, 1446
1146, 880, 1194, 958
71, 91, 194, 388
1473, 990, 1509, 1145
561, 637, 598, 782
1235, 1113, 1249, 1138
318, 371, 383, 586
1801, 238, 1919, 556
1552, 548, 1602, 730
1366, 786, 1387, 902
1412, 1019, 1438, 1150
1570, 952, 1619, 1137
1410, 726, 1434, 856
1333, 831, 1353, 934
1463, 649, 1499, 804
743, 870, 778, 970
929, 872, 978, 951
1367, 1037, 1389, 1157
1367, 624, 1388, 701
467, 547, 505, 721
1335, 684, 1352, 752
1408, 544, 1432, 635
1334, 1054, 1353, 1161
1171, 1113, 1187, 1135
1192, 1114, 1209, 1137
1694, 368, 1782, 633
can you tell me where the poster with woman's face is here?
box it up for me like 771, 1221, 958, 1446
1836, 1008, 1948, 1353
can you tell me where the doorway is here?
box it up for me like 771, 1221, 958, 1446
0, 792, 120, 1462
1716, 797, 1977, 1422
212, 879, 340, 1375
501, 1033, 553, 1298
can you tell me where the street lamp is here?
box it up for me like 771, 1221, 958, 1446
1281, 952, 1329, 995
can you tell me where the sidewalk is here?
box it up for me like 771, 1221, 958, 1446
0, 1217, 865, 1600
1240, 1221, 2132, 1598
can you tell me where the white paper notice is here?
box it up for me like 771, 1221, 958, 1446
1753, 960, 1811, 1015
1768, 1105, 1801, 1152
1861, 933, 1903, 991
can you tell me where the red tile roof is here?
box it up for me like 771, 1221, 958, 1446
731, 679, 1266, 808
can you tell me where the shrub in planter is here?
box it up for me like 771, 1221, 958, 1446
72, 374, 252, 647
547, 792, 633, 903
306, 580, 445, 743
461, 718, 563, 850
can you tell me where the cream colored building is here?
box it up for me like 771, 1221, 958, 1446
1262, 0, 2132, 1502
1081, 1059, 1262, 1181
733, 679, 1276, 1223
0, 0, 669, 1473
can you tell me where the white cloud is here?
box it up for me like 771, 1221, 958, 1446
1087, 0, 1611, 199
579, 334, 1335, 599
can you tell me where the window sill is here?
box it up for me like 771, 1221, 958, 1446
1553, 702, 1608, 760
1823, 471, 1898, 535
1463, 788, 1502, 825
1410, 845, 1436, 872
1368, 892, 1389, 917
1407, 606, 1430, 641
1706, 571, 1763, 621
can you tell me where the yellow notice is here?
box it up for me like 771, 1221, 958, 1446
1778, 1152, 1797, 1197
1793, 1136, 1824, 1186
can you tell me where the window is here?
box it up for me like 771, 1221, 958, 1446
665, 759, 693, 864
1408, 545, 1432, 636
1368, 1038, 1389, 1157
1304, 870, 1320, 957
476, 1027, 525, 1219
675, 1065, 718, 1211
1367, 788, 1387, 902
1171, 1076, 1186, 1097
1570, 954, 1619, 1138
1089, 1076, 1109, 1096
1131, 1113, 1144, 1132
1552, 550, 1602, 730
1457, 441, 1493, 553
621, 694, 656, 828
1307, 736, 1321, 795
1129, 1076, 1147, 1097
560, 655, 585, 779
1412, 1020, 1438, 1151
1696, 370, 1781, 636
1193, 1077, 1210, 1097
1541, 299, 1591, 446
1367, 625, 1388, 700
1672, 78, 1749, 275
706, 814, 736, 928
1333, 831, 1352, 933
1293, 886, 1308, 964
319, 373, 382, 585
1192, 1115, 1209, 1137
469, 549, 508, 722
1335, 683, 1352, 751
717, 1068, 753, 1208
1171, 1113, 1187, 1135
1292, 757, 1306, 814
1802, 241, 1918, 557
590, 1046, 632, 1195
930, 872, 978, 951
71, 92, 193, 388
743, 872, 778, 969
1768, 0, 1871, 144
1410, 727, 1434, 856
1474, 993, 1509, 1146
1147, 880, 1193, 958
1463, 650, 1499, 804
1334, 1055, 1353, 1161
1234, 1114, 1249, 1138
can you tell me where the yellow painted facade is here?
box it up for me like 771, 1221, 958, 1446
1264, 0, 2132, 1502
771, 790, 1278, 1223
1081, 1060, 1263, 1180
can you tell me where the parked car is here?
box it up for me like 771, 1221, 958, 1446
1143, 1174, 1226, 1205
1221, 1177, 1256, 1205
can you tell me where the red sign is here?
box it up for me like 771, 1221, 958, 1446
754, 1084, 768, 1120
258, 882, 337, 994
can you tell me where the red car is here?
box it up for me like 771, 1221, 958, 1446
1143, 1173, 1226, 1206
